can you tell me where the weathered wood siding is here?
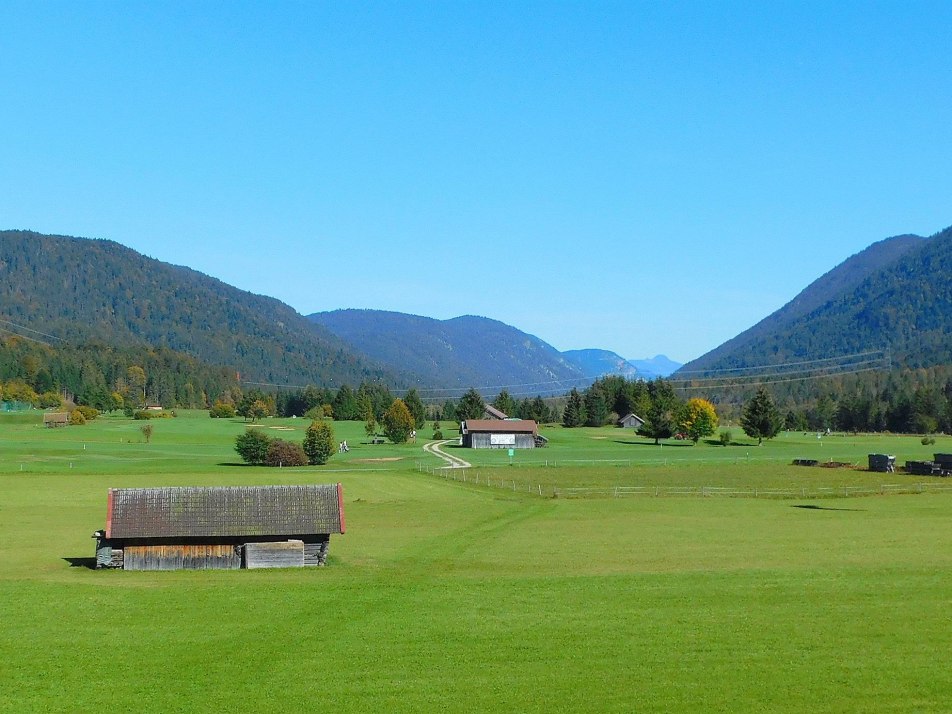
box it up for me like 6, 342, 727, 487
244, 541, 304, 569
303, 537, 330, 566
469, 433, 536, 449
123, 544, 241, 571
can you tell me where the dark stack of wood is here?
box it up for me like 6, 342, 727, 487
905, 460, 947, 476
935, 454, 952, 470
793, 459, 819, 467
868, 454, 896, 473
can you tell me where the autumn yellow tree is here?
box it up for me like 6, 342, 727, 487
679, 398, 719, 444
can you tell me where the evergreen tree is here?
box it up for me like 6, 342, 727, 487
584, 387, 609, 426
562, 388, 586, 428
403, 388, 426, 429
332, 385, 359, 421
639, 378, 679, 444
741, 388, 783, 445
457, 388, 485, 421
492, 389, 516, 418
303, 420, 335, 465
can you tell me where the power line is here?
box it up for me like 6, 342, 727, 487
672, 350, 885, 377
674, 366, 884, 391
0, 318, 64, 343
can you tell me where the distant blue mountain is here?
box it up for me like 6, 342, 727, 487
561, 350, 640, 379
561, 350, 682, 379
626, 355, 682, 378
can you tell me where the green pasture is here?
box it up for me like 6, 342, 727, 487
2, 412, 952, 711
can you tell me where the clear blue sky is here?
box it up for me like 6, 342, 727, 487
2, 2, 950, 364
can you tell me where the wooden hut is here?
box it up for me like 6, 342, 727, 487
94, 483, 345, 570
43, 412, 69, 428
460, 419, 541, 449
618, 413, 645, 430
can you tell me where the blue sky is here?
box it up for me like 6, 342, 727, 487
2, 2, 950, 364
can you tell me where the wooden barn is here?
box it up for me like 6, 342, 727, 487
460, 419, 542, 449
43, 412, 69, 428
93, 483, 345, 570
618, 413, 645, 430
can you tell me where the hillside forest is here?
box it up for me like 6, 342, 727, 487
3, 334, 951, 437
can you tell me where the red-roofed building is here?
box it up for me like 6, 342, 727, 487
460, 419, 543, 449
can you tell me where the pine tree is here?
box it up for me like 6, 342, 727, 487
457, 388, 485, 421
403, 388, 426, 428
562, 388, 586, 428
740, 387, 782, 445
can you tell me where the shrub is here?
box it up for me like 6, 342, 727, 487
235, 429, 272, 465
209, 401, 236, 418
75, 405, 100, 421
68, 409, 87, 425
265, 439, 308, 467
140, 424, 154, 443
719, 430, 732, 446
433, 429, 444, 440
921, 436, 936, 446
134, 409, 173, 420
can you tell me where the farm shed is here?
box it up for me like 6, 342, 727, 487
43, 412, 69, 428
460, 419, 541, 449
483, 404, 509, 420
93, 483, 345, 570
618, 413, 645, 429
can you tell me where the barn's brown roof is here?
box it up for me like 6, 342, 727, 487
105, 484, 345, 539
462, 419, 538, 435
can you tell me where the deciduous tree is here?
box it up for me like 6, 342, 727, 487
303, 420, 335, 465
382, 398, 415, 444
679, 398, 718, 444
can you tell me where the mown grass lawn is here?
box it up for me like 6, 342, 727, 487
2, 412, 952, 712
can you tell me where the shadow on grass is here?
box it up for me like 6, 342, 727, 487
791, 504, 866, 512
612, 440, 695, 447
63, 557, 97, 569
217, 462, 254, 467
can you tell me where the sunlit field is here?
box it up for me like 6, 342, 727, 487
2, 411, 951, 712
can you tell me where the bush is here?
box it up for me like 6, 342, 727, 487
134, 409, 174, 420
209, 401, 236, 418
68, 409, 87, 425
75, 405, 100, 421
921, 436, 936, 446
265, 439, 308, 467
433, 429, 444, 440
235, 429, 271, 465
719, 430, 732, 446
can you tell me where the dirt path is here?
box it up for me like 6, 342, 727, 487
422, 439, 471, 469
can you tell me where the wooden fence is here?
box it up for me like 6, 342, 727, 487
416, 462, 952, 500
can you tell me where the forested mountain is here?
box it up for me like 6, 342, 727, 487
0, 230, 400, 388
678, 231, 935, 375
308, 309, 590, 393
561, 349, 641, 379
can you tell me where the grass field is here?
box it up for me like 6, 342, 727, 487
2, 412, 952, 711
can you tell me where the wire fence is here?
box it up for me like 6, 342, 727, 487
415, 462, 952, 500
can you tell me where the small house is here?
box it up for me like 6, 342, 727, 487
460, 419, 541, 449
94, 483, 345, 570
43, 412, 69, 428
618, 413, 645, 430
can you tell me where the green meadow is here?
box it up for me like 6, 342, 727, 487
2, 412, 952, 712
